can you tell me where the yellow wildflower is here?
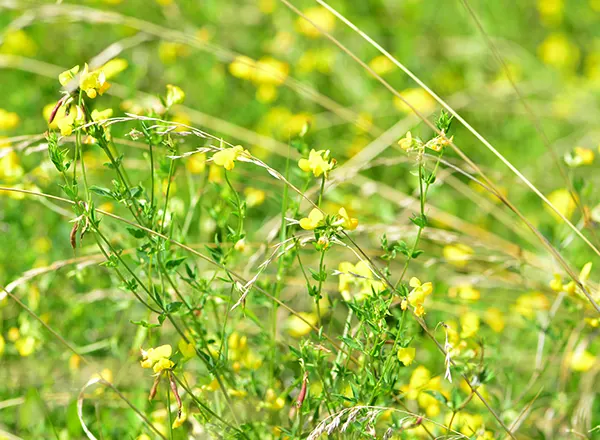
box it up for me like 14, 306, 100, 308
186, 153, 206, 174
369, 55, 395, 75
245, 187, 266, 207
91, 108, 113, 122
0, 30, 37, 56
140, 344, 174, 373
80, 63, 111, 99
570, 350, 596, 372
15, 336, 36, 357
56, 111, 76, 136
166, 84, 185, 108
100, 58, 128, 79
178, 339, 196, 360
538, 33, 579, 70
212, 145, 248, 171
256, 84, 278, 103
287, 312, 317, 338
484, 307, 505, 333
338, 207, 358, 230
397, 347, 416, 366
58, 65, 80, 87
0, 150, 24, 182
252, 57, 289, 86
7, 327, 20, 342
229, 56, 255, 80
574, 147, 594, 165
69, 354, 81, 371
408, 277, 433, 316
448, 284, 480, 301
0, 335, 5, 356
298, 149, 335, 177
172, 409, 187, 429
295, 7, 335, 38
546, 188, 577, 220
460, 312, 480, 339
0, 109, 20, 130
393, 88, 436, 115
299, 208, 324, 230
549, 273, 563, 292
514, 292, 550, 318
443, 243, 474, 268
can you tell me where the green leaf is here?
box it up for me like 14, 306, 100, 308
126, 227, 146, 239
166, 301, 183, 314
89, 185, 114, 198
130, 319, 161, 328
166, 257, 187, 270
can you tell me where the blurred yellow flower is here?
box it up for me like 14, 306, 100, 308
140, 344, 174, 373
0, 150, 24, 182
295, 7, 335, 38
574, 147, 594, 165
0, 109, 20, 130
448, 284, 480, 301
69, 354, 81, 371
514, 292, 550, 318
299, 208, 324, 230
0, 335, 5, 356
460, 312, 480, 339
212, 145, 248, 171
178, 339, 196, 360
245, 187, 266, 207
298, 149, 335, 177
7, 327, 20, 342
338, 207, 358, 230
91, 108, 113, 122
397, 347, 416, 366
256, 84, 278, 103
545, 188, 577, 220
166, 84, 185, 107
208, 164, 222, 183
186, 153, 206, 174
570, 350, 596, 372
15, 336, 36, 357
443, 243, 474, 268
158, 41, 189, 64
537, 0, 564, 26
253, 57, 289, 86
229, 56, 255, 80
0, 30, 37, 56
484, 307, 505, 333
287, 312, 317, 337
100, 58, 128, 79
369, 55, 395, 76
258, 0, 276, 14
538, 33, 580, 70
393, 88, 436, 115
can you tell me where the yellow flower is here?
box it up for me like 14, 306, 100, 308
448, 284, 480, 301
443, 244, 474, 268
369, 55, 395, 76
397, 347, 416, 366
514, 292, 550, 318
172, 409, 187, 429
299, 208, 324, 230
91, 108, 113, 122
408, 277, 433, 316
460, 312, 480, 339
0, 30, 37, 56
7, 327, 20, 342
295, 7, 335, 38
252, 57, 289, 86
256, 84, 278, 103
484, 307, 505, 333
15, 336, 36, 357
99, 58, 128, 79
0, 335, 5, 356
58, 65, 80, 87
338, 207, 358, 230
140, 344, 174, 372
545, 188, 577, 220
186, 153, 206, 174
80, 63, 111, 99
393, 88, 436, 115
245, 187, 266, 207
287, 312, 317, 338
549, 273, 563, 292
538, 33, 579, 70
178, 339, 196, 360
570, 350, 596, 372
298, 149, 335, 177
397, 131, 418, 151
56, 111, 76, 136
166, 84, 185, 107
229, 56, 255, 80
0, 108, 20, 130
574, 147, 594, 165
212, 145, 247, 171
264, 388, 286, 410
0, 150, 24, 183
69, 354, 81, 371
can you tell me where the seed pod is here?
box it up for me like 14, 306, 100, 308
48, 97, 65, 124
70, 221, 78, 250
148, 374, 161, 401
169, 372, 182, 409
296, 371, 308, 408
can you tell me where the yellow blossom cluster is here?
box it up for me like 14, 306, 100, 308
298, 149, 336, 177
228, 332, 262, 371
212, 145, 249, 171
337, 260, 385, 301
405, 277, 433, 317
140, 344, 174, 373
